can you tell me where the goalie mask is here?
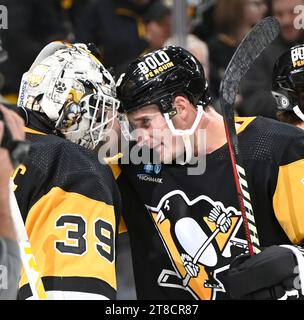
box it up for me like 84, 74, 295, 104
18, 42, 120, 149
272, 45, 304, 122
116, 46, 211, 162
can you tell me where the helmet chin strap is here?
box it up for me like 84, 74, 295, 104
180, 134, 193, 164
293, 105, 304, 122
164, 105, 205, 164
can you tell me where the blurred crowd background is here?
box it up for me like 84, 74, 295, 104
1, 0, 304, 119
1, 0, 304, 300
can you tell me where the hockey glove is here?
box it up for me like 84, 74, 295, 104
222, 245, 304, 300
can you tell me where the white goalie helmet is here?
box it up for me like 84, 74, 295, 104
18, 42, 120, 149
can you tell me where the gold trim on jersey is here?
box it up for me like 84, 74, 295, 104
11, 164, 27, 192
24, 127, 48, 136
104, 153, 123, 166
109, 163, 122, 180
273, 159, 304, 244
118, 217, 128, 234
108, 163, 127, 234
235, 116, 256, 135
19, 187, 117, 291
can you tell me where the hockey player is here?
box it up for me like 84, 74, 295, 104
272, 44, 304, 129
13, 42, 121, 299
115, 46, 304, 300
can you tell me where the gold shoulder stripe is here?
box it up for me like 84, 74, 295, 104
103, 152, 123, 165
235, 116, 256, 135
108, 162, 122, 180
24, 127, 48, 136
118, 217, 128, 234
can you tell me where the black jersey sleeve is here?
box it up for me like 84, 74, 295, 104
14, 132, 120, 300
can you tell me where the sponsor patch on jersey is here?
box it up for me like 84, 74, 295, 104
143, 163, 162, 175
291, 46, 304, 68
137, 174, 163, 184
137, 50, 175, 80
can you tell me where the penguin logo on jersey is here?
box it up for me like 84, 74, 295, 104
146, 190, 247, 300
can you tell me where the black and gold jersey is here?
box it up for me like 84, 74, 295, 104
116, 116, 304, 300
12, 110, 121, 300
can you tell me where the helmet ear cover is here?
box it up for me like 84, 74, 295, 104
272, 45, 304, 111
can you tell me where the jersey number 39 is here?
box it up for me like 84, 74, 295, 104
55, 214, 114, 263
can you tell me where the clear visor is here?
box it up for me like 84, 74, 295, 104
118, 112, 166, 142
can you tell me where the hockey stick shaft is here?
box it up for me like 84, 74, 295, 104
222, 117, 259, 256
9, 180, 47, 300
220, 16, 280, 255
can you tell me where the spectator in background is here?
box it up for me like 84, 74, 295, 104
0, 0, 66, 104
76, 0, 171, 78
56, 0, 90, 42
192, 2, 217, 43
239, 0, 304, 119
143, 1, 172, 52
272, 44, 304, 129
207, 0, 269, 100
245, 0, 269, 26
165, 34, 210, 81
0, 104, 24, 299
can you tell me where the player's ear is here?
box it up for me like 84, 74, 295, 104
173, 96, 189, 120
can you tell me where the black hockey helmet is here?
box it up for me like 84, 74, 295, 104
272, 44, 304, 111
116, 46, 211, 114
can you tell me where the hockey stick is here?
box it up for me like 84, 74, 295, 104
219, 16, 280, 256
2, 108, 46, 299
9, 181, 47, 300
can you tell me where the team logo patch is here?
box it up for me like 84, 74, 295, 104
154, 164, 162, 174
144, 163, 154, 174
146, 190, 247, 300
137, 50, 175, 80
291, 46, 304, 68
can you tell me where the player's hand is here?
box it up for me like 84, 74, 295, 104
222, 245, 303, 300
181, 253, 200, 278
208, 205, 232, 233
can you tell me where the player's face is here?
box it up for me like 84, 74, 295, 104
245, 0, 268, 26
272, 0, 303, 43
127, 104, 186, 163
